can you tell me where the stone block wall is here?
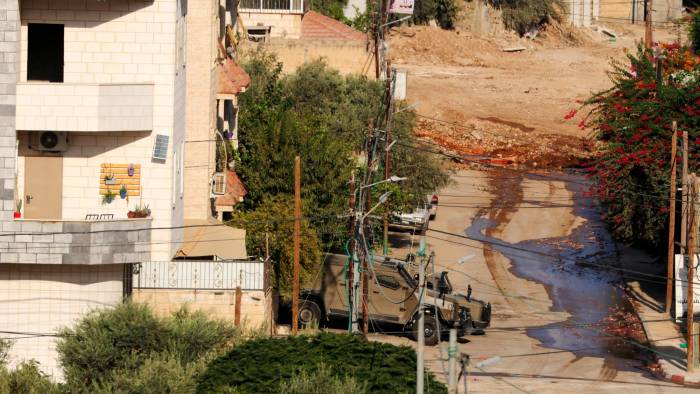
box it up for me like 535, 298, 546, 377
0, 218, 151, 264
0, 0, 19, 221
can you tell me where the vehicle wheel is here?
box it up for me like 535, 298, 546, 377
412, 314, 439, 346
298, 300, 322, 329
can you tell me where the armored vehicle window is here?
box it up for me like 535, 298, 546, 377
376, 275, 401, 290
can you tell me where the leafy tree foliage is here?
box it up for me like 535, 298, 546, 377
580, 43, 700, 246
196, 333, 447, 393
413, 0, 460, 29
310, 0, 350, 22
690, 11, 700, 51
236, 50, 449, 291
57, 302, 240, 390
278, 363, 366, 394
232, 195, 323, 295
0, 361, 61, 394
489, 0, 564, 35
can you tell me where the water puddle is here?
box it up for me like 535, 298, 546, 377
467, 170, 643, 361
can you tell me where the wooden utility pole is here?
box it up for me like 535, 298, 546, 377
383, 65, 393, 255
687, 174, 698, 372
682, 132, 689, 253
235, 286, 242, 326
292, 155, 301, 336
362, 121, 374, 336
667, 122, 678, 313
644, 0, 653, 48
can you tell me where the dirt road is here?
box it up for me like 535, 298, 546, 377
390, 24, 679, 166
374, 169, 694, 393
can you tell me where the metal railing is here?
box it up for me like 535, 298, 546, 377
239, 0, 303, 12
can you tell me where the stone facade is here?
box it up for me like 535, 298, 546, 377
0, 0, 19, 221
0, 218, 151, 264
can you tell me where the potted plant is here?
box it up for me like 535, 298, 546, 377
119, 184, 127, 199
128, 203, 150, 218
14, 200, 21, 219
102, 189, 115, 204
104, 173, 116, 185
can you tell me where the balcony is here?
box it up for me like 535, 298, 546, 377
239, 0, 304, 13
15, 82, 154, 132
0, 218, 152, 265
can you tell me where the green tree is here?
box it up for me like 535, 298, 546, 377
232, 195, 323, 295
0, 361, 61, 394
57, 302, 239, 390
690, 11, 700, 51
488, 0, 564, 36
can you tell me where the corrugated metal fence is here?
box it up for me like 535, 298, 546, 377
134, 260, 264, 290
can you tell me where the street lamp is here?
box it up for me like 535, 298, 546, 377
361, 175, 407, 190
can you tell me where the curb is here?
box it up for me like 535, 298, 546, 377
625, 284, 700, 388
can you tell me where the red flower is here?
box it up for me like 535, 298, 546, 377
564, 109, 578, 120
578, 119, 586, 129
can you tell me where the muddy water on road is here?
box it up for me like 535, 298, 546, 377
467, 169, 642, 363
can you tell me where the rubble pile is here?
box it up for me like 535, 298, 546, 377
415, 117, 591, 168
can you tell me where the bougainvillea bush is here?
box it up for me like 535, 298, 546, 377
580, 43, 700, 246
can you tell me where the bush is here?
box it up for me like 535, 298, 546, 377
490, 0, 564, 35
89, 353, 207, 394
690, 11, 700, 51
0, 361, 61, 394
580, 43, 700, 246
57, 302, 240, 390
278, 363, 366, 394
196, 333, 447, 393
413, 0, 460, 29
0, 339, 10, 366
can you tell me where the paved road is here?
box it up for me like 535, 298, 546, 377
372, 170, 694, 393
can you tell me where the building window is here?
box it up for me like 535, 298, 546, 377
27, 23, 64, 83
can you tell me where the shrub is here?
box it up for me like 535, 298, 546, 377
0, 339, 10, 366
690, 11, 700, 51
413, 0, 460, 29
57, 302, 239, 390
490, 0, 564, 36
278, 363, 366, 394
0, 361, 61, 394
196, 333, 447, 393
580, 43, 700, 246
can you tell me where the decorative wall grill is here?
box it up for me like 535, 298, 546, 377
134, 260, 264, 290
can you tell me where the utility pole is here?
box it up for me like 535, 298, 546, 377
447, 326, 458, 393
416, 251, 427, 394
292, 155, 301, 335
682, 131, 689, 254
383, 64, 393, 255
667, 122, 678, 314
644, 0, 653, 49
688, 174, 698, 372
348, 172, 357, 333
361, 120, 375, 336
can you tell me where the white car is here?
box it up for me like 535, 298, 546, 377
390, 206, 431, 233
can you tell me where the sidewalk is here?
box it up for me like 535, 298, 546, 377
621, 246, 700, 387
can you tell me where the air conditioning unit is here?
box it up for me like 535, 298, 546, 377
211, 172, 226, 196
30, 131, 68, 152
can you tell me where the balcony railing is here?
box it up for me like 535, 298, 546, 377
0, 218, 152, 265
239, 0, 303, 13
134, 260, 264, 290
15, 82, 154, 132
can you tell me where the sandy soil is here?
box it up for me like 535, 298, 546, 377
390, 23, 681, 167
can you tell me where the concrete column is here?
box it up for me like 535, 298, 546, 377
0, 0, 19, 222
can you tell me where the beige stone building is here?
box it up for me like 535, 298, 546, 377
567, 0, 682, 27
0, 0, 264, 380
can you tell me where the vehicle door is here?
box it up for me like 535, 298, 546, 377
368, 267, 413, 324
320, 255, 350, 317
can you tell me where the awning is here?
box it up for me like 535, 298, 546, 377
176, 219, 247, 260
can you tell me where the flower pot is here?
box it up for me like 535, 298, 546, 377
120, 189, 127, 199
128, 211, 148, 219
128, 164, 135, 176
105, 178, 117, 185
13, 212, 21, 219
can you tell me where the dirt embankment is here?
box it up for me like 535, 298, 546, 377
390, 21, 678, 168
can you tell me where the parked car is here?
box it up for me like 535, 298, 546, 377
389, 206, 431, 233
299, 254, 492, 345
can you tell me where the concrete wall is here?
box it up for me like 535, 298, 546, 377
133, 288, 267, 327
0, 263, 124, 378
0, 0, 19, 222
240, 11, 301, 39
183, 0, 219, 221
0, 218, 151, 264
598, 0, 682, 24
259, 39, 373, 76
598, 0, 632, 22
